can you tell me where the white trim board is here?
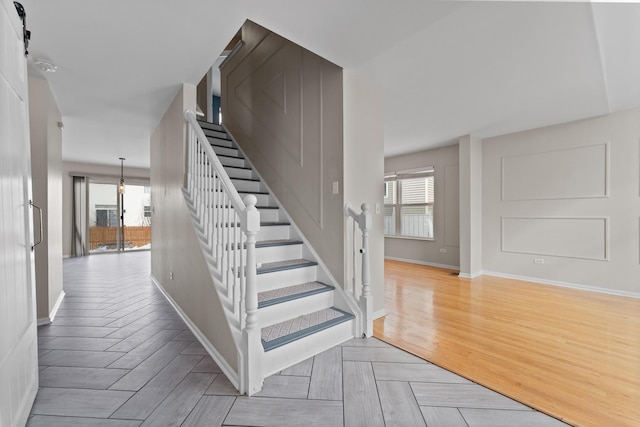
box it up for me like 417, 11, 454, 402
458, 272, 482, 279
37, 318, 51, 326
150, 275, 240, 389
372, 309, 387, 320
37, 290, 66, 326
384, 256, 460, 271
482, 270, 640, 300
383, 257, 639, 299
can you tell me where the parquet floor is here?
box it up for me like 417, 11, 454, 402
375, 259, 640, 427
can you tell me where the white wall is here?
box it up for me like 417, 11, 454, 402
384, 144, 460, 268
29, 76, 64, 321
343, 70, 385, 315
150, 83, 238, 371
482, 108, 640, 296
0, 5, 39, 422
459, 135, 482, 277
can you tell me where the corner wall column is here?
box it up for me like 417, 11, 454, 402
459, 135, 482, 278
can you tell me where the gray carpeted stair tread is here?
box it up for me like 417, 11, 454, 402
256, 239, 302, 247
261, 307, 353, 352
257, 259, 316, 274
258, 281, 333, 308
227, 239, 302, 250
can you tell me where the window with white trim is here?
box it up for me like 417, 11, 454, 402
384, 167, 434, 239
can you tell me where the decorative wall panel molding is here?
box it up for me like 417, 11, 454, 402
501, 216, 608, 261
502, 143, 609, 201
221, 19, 344, 282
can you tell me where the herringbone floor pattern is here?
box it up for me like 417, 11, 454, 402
27, 252, 566, 426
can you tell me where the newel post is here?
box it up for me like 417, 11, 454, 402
359, 203, 373, 337
241, 195, 262, 395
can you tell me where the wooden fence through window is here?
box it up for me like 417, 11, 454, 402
89, 226, 151, 250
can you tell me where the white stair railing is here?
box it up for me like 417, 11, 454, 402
183, 109, 263, 395
345, 203, 373, 337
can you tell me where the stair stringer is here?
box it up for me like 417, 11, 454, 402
223, 128, 364, 338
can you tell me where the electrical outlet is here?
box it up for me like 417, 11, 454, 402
169, 271, 174, 280
332, 181, 339, 195
440, 248, 447, 253
375, 203, 380, 214
534, 259, 544, 264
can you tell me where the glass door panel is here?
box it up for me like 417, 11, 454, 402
89, 183, 119, 253
122, 184, 151, 250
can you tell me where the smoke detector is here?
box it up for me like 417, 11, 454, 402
33, 58, 57, 73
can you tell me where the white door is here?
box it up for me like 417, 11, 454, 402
0, 1, 39, 426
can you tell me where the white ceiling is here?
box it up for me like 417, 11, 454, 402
21, 1, 640, 167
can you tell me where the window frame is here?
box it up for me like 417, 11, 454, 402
384, 167, 435, 240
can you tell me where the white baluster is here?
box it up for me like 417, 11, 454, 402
215, 178, 222, 268
242, 194, 262, 395
203, 162, 210, 240
345, 202, 373, 338
358, 203, 373, 337
186, 127, 192, 193
233, 211, 239, 317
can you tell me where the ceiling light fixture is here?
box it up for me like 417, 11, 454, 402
33, 58, 57, 72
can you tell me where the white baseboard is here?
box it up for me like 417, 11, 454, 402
50, 290, 65, 322
482, 270, 640, 300
458, 272, 483, 279
37, 317, 51, 326
37, 290, 66, 325
150, 275, 240, 389
385, 257, 639, 299
372, 308, 387, 320
384, 256, 460, 271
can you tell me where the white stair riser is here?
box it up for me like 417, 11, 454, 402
232, 179, 262, 193
213, 206, 277, 222
213, 145, 240, 157
258, 209, 279, 222
257, 225, 290, 241
256, 243, 302, 264
218, 243, 301, 266
259, 291, 334, 327
242, 193, 271, 206
224, 167, 254, 180
208, 224, 288, 246
257, 265, 317, 291
262, 319, 354, 377
219, 156, 247, 168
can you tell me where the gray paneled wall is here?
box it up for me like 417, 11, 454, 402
221, 20, 345, 286
483, 108, 640, 295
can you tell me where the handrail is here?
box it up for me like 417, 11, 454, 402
30, 199, 43, 251
184, 109, 245, 211
345, 202, 373, 337
219, 40, 244, 70
183, 110, 263, 396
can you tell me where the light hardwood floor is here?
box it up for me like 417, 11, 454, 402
375, 260, 640, 427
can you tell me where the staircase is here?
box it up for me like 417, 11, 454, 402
182, 113, 361, 393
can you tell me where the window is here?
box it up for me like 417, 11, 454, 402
384, 168, 434, 239
95, 205, 118, 227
